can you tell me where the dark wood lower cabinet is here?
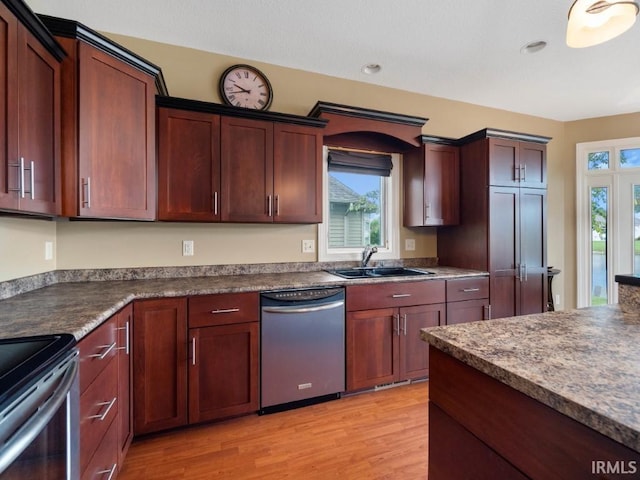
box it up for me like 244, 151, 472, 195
428, 347, 640, 479
346, 300, 444, 391
188, 322, 259, 423
132, 293, 260, 436
133, 297, 188, 435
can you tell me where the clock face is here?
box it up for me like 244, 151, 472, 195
219, 64, 273, 110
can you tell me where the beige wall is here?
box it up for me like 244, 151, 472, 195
3, 32, 638, 309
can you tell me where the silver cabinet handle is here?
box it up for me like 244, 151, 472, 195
192, 337, 196, 366
88, 397, 116, 421
394, 314, 400, 336
402, 313, 407, 336
486, 304, 492, 320
210, 308, 240, 314
267, 195, 273, 217
522, 263, 528, 282
424, 203, 431, 220
97, 463, 117, 480
82, 177, 91, 208
521, 164, 526, 181
29, 160, 34, 200
462, 287, 480, 292
275, 194, 280, 216
115, 321, 130, 355
19, 158, 25, 198
392, 294, 412, 298
213, 191, 218, 215
513, 164, 519, 182
89, 342, 116, 360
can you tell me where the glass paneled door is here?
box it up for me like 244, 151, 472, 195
577, 139, 640, 307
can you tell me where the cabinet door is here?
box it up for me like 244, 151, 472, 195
272, 123, 322, 223
220, 116, 273, 222
424, 144, 459, 226
0, 3, 18, 211
346, 308, 398, 391
446, 298, 490, 325
78, 42, 155, 219
519, 188, 547, 314
188, 322, 259, 423
488, 138, 519, 187
489, 186, 519, 319
133, 298, 188, 435
399, 303, 444, 380
519, 141, 546, 189
116, 304, 133, 468
157, 108, 220, 221
17, 24, 60, 215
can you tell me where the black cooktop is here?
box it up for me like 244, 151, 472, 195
0, 334, 76, 407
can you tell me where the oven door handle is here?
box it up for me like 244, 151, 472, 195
262, 300, 344, 314
0, 351, 78, 475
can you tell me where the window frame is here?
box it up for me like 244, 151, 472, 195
576, 136, 640, 307
318, 146, 401, 263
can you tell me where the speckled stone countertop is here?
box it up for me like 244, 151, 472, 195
0, 266, 483, 342
421, 305, 640, 453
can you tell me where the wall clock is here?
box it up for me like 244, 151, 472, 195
219, 64, 273, 111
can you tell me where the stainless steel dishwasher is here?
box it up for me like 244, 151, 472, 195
260, 286, 345, 414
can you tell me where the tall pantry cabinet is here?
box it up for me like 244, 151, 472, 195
438, 129, 551, 319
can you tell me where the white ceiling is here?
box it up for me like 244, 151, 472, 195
27, 0, 640, 122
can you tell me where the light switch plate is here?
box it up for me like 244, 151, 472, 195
182, 240, 194, 256
405, 238, 416, 251
45, 241, 53, 260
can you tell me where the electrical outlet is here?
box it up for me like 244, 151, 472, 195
45, 241, 53, 260
405, 238, 416, 251
555, 294, 560, 305
182, 240, 194, 256
302, 239, 315, 253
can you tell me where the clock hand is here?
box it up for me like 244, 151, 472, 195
232, 85, 252, 94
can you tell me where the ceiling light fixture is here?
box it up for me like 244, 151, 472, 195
566, 0, 639, 48
361, 63, 381, 75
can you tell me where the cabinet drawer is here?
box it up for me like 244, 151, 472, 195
189, 292, 259, 327
80, 357, 119, 474
346, 281, 445, 311
81, 415, 119, 480
446, 277, 489, 302
78, 316, 117, 394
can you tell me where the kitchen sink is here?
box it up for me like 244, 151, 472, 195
327, 267, 435, 279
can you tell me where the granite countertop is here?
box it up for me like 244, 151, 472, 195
421, 305, 640, 452
0, 266, 484, 342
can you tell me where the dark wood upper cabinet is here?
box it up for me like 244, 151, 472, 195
488, 137, 546, 189
157, 108, 221, 221
220, 116, 274, 223
0, 1, 63, 216
404, 140, 460, 227
38, 15, 167, 220
156, 96, 326, 224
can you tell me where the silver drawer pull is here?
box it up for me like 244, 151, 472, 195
89, 342, 116, 360
391, 294, 412, 298
88, 397, 117, 421
462, 288, 480, 292
210, 308, 240, 314
97, 463, 117, 480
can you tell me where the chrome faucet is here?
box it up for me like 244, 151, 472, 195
361, 245, 378, 267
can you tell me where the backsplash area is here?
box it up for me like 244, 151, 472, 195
0, 258, 438, 300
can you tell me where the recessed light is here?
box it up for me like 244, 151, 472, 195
361, 63, 382, 75
520, 40, 547, 54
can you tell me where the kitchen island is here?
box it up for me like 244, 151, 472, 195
422, 304, 640, 479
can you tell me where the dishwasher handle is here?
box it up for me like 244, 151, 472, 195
261, 300, 344, 314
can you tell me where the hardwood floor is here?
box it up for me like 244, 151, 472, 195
118, 381, 429, 479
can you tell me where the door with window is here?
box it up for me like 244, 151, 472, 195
577, 140, 640, 307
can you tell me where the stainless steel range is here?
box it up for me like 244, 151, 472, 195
260, 286, 345, 414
